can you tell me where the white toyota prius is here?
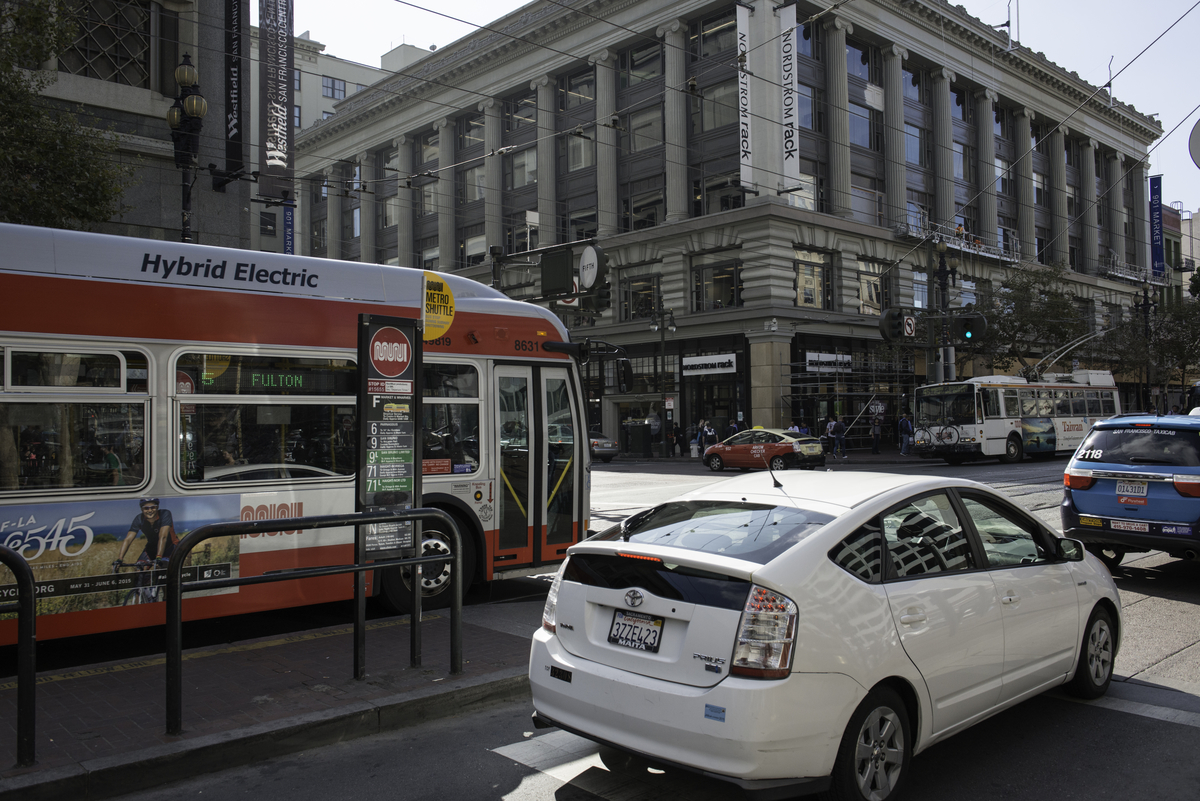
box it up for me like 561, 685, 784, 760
529, 472, 1120, 801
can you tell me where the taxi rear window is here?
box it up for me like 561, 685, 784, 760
1076, 427, 1200, 467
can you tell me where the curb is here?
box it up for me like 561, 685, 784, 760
0, 668, 531, 801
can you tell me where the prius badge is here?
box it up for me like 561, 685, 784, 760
624, 589, 644, 608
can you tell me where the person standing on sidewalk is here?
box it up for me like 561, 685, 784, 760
899, 413, 913, 456
871, 415, 882, 454
831, 416, 847, 459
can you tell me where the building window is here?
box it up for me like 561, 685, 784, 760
619, 272, 660, 322
622, 180, 665, 231
565, 207, 597, 241
323, 110, 335, 120
998, 216, 1017, 255
690, 80, 738, 133
953, 143, 975, 182
260, 212, 277, 237
849, 103, 876, 150
562, 128, 595, 171
293, 106, 301, 128
293, 69, 301, 91
460, 164, 486, 204
796, 250, 832, 309
1036, 227, 1050, 264
952, 89, 971, 122
994, 105, 1011, 139
417, 180, 437, 216
460, 226, 486, 268
505, 212, 539, 254
693, 169, 743, 217
418, 237, 439, 270
343, 207, 360, 241
310, 219, 327, 252
995, 157, 1012, 195
846, 41, 874, 81
322, 76, 346, 99
693, 261, 742, 312
378, 196, 401, 230
851, 177, 882, 227
561, 69, 594, 109
1067, 184, 1081, 218
691, 9, 737, 60
59, 0, 163, 89
912, 270, 928, 309
1034, 173, 1048, 206
858, 264, 885, 316
623, 106, 663, 153
418, 130, 439, 165
905, 125, 929, 167
505, 91, 536, 132
796, 23, 819, 60
620, 42, 662, 87
903, 68, 924, 103
460, 113, 485, 150
504, 148, 537, 190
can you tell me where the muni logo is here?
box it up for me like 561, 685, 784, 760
370, 326, 412, 378
240, 502, 303, 538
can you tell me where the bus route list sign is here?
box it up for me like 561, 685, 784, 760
357, 314, 421, 557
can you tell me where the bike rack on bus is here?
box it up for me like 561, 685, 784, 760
0, 544, 37, 767
165, 508, 462, 736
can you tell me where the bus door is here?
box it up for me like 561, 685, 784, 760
494, 365, 583, 569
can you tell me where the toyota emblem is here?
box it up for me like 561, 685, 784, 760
624, 589, 644, 608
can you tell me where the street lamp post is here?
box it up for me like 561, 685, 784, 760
934, 239, 959, 383
648, 295, 677, 457
1134, 281, 1158, 411
166, 54, 208, 243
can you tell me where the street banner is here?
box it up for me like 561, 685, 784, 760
224, 0, 245, 178
1150, 175, 1165, 280
780, 4, 800, 189
258, 0, 294, 200
737, 3, 752, 189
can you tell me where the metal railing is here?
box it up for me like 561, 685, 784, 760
165, 508, 462, 736
0, 544, 36, 767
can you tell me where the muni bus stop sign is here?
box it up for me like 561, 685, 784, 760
357, 315, 422, 558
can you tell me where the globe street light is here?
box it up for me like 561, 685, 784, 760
166, 53, 208, 243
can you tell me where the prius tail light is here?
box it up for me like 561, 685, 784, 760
730, 585, 798, 679
541, 558, 569, 634
1064, 467, 1095, 491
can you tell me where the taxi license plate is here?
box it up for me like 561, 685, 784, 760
1116, 480, 1148, 505
608, 610, 664, 653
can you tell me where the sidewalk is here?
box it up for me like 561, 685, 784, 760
0, 602, 543, 801
614, 444, 920, 467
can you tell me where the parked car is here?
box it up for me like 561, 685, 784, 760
1062, 412, 1200, 570
703, 428, 825, 471
531, 471, 1119, 801
588, 429, 618, 463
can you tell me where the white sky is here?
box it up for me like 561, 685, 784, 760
256, 0, 1200, 212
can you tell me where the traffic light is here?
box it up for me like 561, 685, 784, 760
879, 308, 904, 342
593, 280, 612, 312
950, 313, 988, 342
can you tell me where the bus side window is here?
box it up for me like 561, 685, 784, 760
1003, 390, 1020, 418
1019, 389, 1037, 417
981, 389, 1000, 419
1101, 391, 1116, 416
1071, 391, 1086, 416
1055, 390, 1072, 416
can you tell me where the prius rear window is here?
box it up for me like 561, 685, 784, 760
1076, 427, 1200, 467
594, 501, 833, 564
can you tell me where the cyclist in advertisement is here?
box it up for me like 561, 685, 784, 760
115, 498, 177, 564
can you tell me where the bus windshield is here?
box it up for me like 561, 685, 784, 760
916, 384, 976, 426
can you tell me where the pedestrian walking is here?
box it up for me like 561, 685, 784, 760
871, 415, 882, 455
832, 416, 847, 459
899, 413, 913, 456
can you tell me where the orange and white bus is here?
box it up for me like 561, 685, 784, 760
0, 223, 590, 643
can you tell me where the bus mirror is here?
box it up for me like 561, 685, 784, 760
617, 358, 634, 393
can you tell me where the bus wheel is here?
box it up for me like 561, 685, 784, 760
944, 455, 966, 466
999, 436, 1023, 464
379, 514, 476, 614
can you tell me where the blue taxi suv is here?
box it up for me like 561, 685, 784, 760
1062, 413, 1200, 571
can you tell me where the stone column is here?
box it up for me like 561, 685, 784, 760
591, 51, 619, 236
325, 167, 343, 260
1106, 151, 1126, 265
1130, 158, 1149, 272
658, 19, 689, 223
746, 331, 794, 430
533, 75, 558, 244
1015, 108, 1036, 261
824, 17, 852, 216
931, 68, 956, 229
358, 151, 376, 262
481, 98, 503, 252
883, 44, 908, 228
1081, 138, 1099, 274
1050, 125, 1069, 266
436, 118, 456, 268
975, 90, 998, 246
395, 135, 414, 266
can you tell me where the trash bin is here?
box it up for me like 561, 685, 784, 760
690, 440, 700, 458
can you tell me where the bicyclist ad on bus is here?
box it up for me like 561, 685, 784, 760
0, 496, 238, 614
357, 314, 422, 558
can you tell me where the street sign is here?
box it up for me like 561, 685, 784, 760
902, 315, 916, 337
